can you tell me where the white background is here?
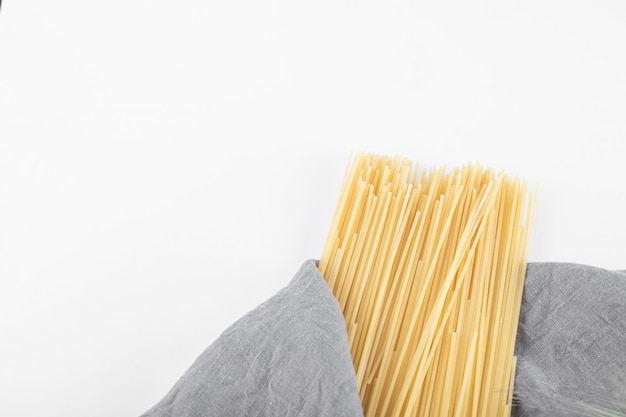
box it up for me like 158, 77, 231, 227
1, 1, 625, 416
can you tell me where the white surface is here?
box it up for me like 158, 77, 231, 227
1, 1, 625, 416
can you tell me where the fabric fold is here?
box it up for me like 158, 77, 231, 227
141, 259, 364, 417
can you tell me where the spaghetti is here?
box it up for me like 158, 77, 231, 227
319, 152, 535, 417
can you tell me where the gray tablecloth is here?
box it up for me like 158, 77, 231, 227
140, 260, 626, 416
513, 263, 626, 416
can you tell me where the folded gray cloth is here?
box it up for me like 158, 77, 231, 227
513, 263, 626, 416
141, 261, 625, 417
140, 260, 364, 417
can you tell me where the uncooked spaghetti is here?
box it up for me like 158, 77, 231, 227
319, 152, 535, 417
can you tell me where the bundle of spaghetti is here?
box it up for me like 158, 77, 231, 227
318, 152, 535, 417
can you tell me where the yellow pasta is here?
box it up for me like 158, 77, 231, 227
319, 152, 535, 417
